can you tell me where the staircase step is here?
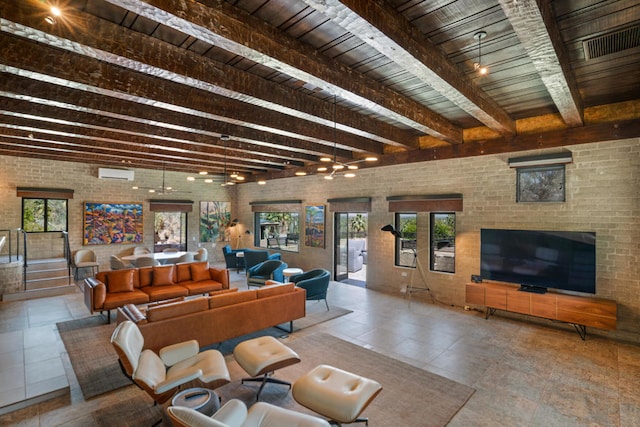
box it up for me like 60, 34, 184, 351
25, 276, 72, 290
3, 284, 78, 302
26, 268, 70, 281
26, 259, 68, 272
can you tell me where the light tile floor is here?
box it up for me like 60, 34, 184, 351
0, 263, 639, 426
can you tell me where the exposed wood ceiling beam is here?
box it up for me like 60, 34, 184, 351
0, 35, 382, 158
0, 96, 311, 168
0, 76, 355, 162
0, 112, 291, 173
0, 3, 418, 149
0, 138, 218, 174
103, 0, 462, 143
300, 0, 516, 136
380, 119, 639, 167
498, 0, 584, 126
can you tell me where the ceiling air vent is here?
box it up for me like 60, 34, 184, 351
583, 25, 640, 61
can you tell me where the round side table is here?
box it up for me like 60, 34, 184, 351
283, 267, 303, 281
171, 387, 220, 416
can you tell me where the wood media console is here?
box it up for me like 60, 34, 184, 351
465, 282, 616, 340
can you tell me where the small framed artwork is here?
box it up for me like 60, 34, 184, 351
84, 202, 143, 245
305, 205, 325, 248
516, 165, 566, 202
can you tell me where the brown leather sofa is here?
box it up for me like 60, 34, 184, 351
116, 282, 306, 352
84, 261, 229, 322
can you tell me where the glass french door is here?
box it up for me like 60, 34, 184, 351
334, 212, 349, 282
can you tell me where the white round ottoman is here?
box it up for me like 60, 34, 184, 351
233, 335, 301, 400
292, 364, 382, 425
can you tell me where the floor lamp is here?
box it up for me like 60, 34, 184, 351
406, 248, 430, 306
381, 224, 430, 306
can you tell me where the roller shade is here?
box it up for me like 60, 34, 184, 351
149, 199, 193, 212
17, 187, 74, 199
387, 194, 463, 212
327, 197, 372, 212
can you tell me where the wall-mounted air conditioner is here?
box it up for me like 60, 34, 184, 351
98, 168, 135, 181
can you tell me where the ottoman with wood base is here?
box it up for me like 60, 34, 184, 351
233, 335, 301, 400
292, 364, 382, 426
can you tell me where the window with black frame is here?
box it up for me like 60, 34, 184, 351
395, 212, 417, 267
254, 212, 300, 252
154, 211, 187, 252
430, 213, 455, 273
22, 198, 68, 232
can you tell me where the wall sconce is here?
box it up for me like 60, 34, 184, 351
381, 224, 401, 237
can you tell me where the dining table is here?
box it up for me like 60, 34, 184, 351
121, 251, 193, 266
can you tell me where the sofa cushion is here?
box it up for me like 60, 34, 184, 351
209, 288, 238, 297
142, 284, 189, 301
175, 262, 193, 283
256, 282, 295, 299
190, 262, 211, 282
147, 297, 209, 322
209, 290, 257, 309
138, 266, 153, 288
103, 290, 149, 310
107, 269, 135, 293
153, 265, 175, 286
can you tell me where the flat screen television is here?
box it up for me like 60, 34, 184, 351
480, 229, 596, 294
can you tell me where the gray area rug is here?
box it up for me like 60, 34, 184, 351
58, 305, 352, 400
93, 393, 164, 426
56, 316, 129, 400
217, 333, 475, 427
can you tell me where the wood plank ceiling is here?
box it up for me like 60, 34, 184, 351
0, 0, 639, 183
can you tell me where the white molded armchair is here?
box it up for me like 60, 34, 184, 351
111, 320, 230, 404
167, 399, 331, 427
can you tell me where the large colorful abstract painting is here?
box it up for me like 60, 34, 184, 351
305, 205, 325, 248
83, 202, 143, 245
199, 201, 231, 243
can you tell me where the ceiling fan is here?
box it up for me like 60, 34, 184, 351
132, 165, 192, 195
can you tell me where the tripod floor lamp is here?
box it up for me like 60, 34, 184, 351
381, 224, 430, 306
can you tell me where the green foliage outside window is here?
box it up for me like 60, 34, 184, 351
256, 212, 300, 252
22, 198, 68, 232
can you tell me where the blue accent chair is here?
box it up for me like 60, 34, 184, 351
247, 260, 288, 288
222, 245, 242, 269
243, 249, 281, 273
290, 269, 331, 310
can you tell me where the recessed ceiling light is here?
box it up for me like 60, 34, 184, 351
257, 180, 266, 185
187, 176, 195, 181
204, 179, 213, 183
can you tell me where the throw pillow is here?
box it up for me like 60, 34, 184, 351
175, 263, 192, 283
152, 265, 175, 286
107, 269, 135, 293
190, 263, 211, 282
